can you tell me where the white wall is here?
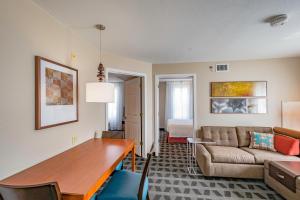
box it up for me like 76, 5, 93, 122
0, 0, 152, 179
153, 58, 300, 128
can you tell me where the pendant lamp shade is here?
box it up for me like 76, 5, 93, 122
86, 82, 114, 103
85, 24, 114, 103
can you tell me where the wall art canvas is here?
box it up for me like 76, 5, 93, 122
247, 98, 267, 114
211, 81, 267, 97
211, 98, 247, 113
211, 98, 267, 114
46, 68, 73, 105
35, 56, 78, 130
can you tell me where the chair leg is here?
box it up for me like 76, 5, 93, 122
147, 193, 150, 200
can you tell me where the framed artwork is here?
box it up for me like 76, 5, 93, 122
211, 98, 267, 114
35, 56, 78, 130
211, 81, 267, 97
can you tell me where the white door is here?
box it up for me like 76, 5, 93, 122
124, 77, 142, 156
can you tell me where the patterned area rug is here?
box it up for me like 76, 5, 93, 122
123, 132, 283, 200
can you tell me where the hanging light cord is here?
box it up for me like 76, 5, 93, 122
99, 28, 102, 64
97, 24, 105, 82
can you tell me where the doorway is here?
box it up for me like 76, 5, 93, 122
106, 69, 147, 157
154, 74, 197, 155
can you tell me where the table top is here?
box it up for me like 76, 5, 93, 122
187, 137, 216, 144
271, 161, 300, 176
0, 138, 134, 200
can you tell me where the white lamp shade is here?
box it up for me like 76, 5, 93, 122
86, 82, 115, 103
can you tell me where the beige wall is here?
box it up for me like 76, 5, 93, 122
0, 0, 152, 179
159, 82, 166, 129
153, 58, 300, 129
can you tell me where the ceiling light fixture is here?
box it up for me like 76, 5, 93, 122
86, 24, 114, 103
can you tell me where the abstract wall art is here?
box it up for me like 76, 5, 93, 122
210, 81, 267, 114
35, 56, 78, 130
211, 81, 267, 97
247, 98, 267, 114
211, 98, 267, 114
211, 98, 247, 114
46, 68, 74, 105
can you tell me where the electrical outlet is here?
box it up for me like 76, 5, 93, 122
72, 136, 77, 145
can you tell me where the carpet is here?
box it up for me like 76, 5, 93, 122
122, 131, 283, 200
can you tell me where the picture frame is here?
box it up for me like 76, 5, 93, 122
35, 56, 78, 130
211, 81, 267, 97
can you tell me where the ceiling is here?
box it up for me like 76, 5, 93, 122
33, 0, 300, 63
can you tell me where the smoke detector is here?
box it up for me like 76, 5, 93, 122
267, 14, 288, 27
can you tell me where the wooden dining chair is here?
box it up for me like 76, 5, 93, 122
0, 182, 62, 200
96, 153, 153, 200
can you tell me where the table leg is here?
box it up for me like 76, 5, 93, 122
186, 141, 189, 170
132, 145, 136, 172
187, 141, 192, 174
192, 143, 196, 174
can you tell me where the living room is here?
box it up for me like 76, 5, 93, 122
0, 0, 300, 200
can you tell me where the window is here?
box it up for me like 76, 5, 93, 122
108, 82, 124, 130
165, 80, 193, 120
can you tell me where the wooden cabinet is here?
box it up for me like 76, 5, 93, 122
269, 163, 297, 192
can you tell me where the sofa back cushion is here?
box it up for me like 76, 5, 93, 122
199, 126, 238, 147
236, 126, 273, 147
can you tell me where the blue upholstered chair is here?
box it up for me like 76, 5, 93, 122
96, 153, 152, 200
115, 161, 123, 171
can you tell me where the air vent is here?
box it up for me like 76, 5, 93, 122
215, 64, 229, 72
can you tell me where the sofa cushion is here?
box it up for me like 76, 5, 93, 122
241, 147, 300, 164
205, 145, 255, 164
200, 126, 238, 147
274, 134, 300, 155
236, 126, 273, 147
249, 132, 276, 152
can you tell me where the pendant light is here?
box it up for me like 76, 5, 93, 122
86, 24, 114, 103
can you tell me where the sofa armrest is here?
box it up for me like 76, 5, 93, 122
196, 144, 213, 176
273, 127, 300, 139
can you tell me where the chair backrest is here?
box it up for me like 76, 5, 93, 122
0, 182, 62, 200
138, 153, 152, 200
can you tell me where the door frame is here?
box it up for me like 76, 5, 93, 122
154, 74, 197, 155
106, 68, 147, 157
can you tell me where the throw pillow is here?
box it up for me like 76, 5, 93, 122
249, 132, 276, 151
274, 134, 300, 155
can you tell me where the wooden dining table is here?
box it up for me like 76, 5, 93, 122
0, 138, 136, 200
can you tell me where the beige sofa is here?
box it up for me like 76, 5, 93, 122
196, 126, 300, 179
